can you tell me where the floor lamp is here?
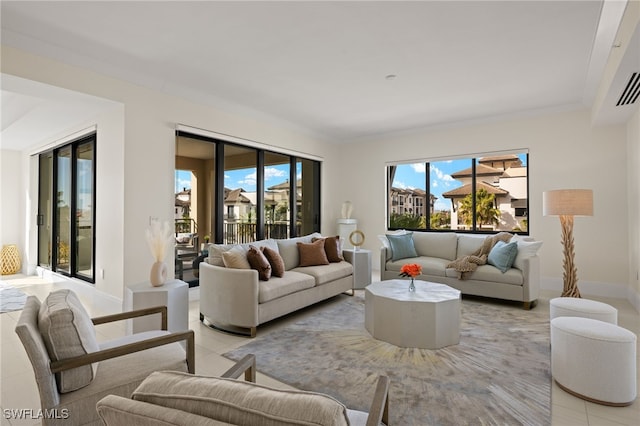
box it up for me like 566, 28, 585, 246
543, 189, 593, 298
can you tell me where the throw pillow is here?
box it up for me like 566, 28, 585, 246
378, 230, 408, 261
487, 241, 518, 273
261, 246, 285, 277
221, 246, 251, 269
38, 289, 99, 393
386, 232, 418, 261
510, 235, 543, 270
247, 245, 271, 281
297, 239, 329, 267
313, 236, 343, 263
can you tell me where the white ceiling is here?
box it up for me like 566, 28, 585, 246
1, 1, 637, 150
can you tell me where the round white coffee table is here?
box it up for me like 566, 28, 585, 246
364, 279, 461, 349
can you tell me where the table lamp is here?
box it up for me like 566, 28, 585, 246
542, 189, 593, 297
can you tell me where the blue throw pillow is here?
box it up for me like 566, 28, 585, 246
487, 241, 518, 273
386, 232, 418, 261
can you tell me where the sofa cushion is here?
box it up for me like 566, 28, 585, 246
313, 236, 343, 262
38, 289, 99, 393
276, 233, 321, 270
378, 230, 408, 261
259, 271, 316, 303
446, 264, 524, 285
510, 235, 543, 271
209, 239, 279, 267
297, 239, 330, 267
261, 246, 285, 277
412, 232, 458, 260
221, 246, 251, 269
386, 257, 449, 277
456, 234, 486, 257
487, 241, 518, 273
132, 371, 350, 426
293, 261, 353, 285
386, 232, 418, 261
247, 245, 271, 281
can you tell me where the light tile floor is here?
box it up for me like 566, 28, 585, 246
1, 273, 638, 425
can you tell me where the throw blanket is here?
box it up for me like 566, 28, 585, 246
446, 232, 513, 279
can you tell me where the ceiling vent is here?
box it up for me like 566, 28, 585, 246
616, 72, 640, 106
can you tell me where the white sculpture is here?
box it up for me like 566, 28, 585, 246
341, 201, 353, 219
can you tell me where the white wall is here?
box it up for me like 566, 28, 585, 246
628, 107, 640, 308
0, 150, 24, 266
332, 109, 631, 297
1, 45, 338, 299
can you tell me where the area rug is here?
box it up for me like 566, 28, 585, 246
225, 294, 550, 425
0, 282, 28, 313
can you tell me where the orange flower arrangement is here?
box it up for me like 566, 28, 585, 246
399, 263, 422, 278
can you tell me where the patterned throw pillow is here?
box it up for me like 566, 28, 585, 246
246, 245, 272, 281
297, 239, 329, 267
261, 246, 285, 277
313, 236, 343, 263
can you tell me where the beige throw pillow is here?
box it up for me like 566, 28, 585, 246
247, 245, 272, 281
297, 239, 329, 267
221, 246, 251, 269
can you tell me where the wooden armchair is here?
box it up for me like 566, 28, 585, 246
15, 291, 194, 426
97, 354, 390, 425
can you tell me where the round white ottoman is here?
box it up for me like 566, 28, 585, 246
551, 316, 637, 406
549, 297, 617, 324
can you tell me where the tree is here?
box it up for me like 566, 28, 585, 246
390, 212, 425, 229
458, 188, 500, 229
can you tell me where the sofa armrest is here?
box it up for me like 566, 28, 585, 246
521, 255, 540, 303
380, 247, 389, 273
199, 262, 260, 329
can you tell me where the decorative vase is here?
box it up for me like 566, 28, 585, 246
150, 261, 167, 287
1, 244, 21, 275
409, 278, 416, 292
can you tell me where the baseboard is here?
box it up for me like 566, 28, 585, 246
541, 276, 639, 312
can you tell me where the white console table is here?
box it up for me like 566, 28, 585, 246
123, 279, 189, 335
343, 249, 372, 289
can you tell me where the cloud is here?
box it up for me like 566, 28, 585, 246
394, 181, 408, 189
411, 163, 426, 173
265, 167, 287, 181
431, 166, 454, 185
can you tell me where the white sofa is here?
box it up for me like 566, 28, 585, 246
200, 233, 354, 337
380, 232, 541, 309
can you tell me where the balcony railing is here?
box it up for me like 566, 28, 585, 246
221, 221, 301, 244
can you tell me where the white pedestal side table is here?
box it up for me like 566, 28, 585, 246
343, 249, 372, 290
365, 279, 461, 349
124, 279, 189, 335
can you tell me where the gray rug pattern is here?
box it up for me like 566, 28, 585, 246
0, 282, 27, 313
225, 294, 550, 426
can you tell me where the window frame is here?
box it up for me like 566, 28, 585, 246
386, 151, 529, 235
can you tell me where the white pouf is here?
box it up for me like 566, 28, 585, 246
551, 316, 637, 406
549, 297, 617, 324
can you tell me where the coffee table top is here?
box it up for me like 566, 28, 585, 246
366, 279, 460, 303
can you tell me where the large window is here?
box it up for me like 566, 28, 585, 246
387, 152, 528, 233
38, 133, 96, 282
175, 132, 321, 247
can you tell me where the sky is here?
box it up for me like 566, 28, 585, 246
175, 164, 297, 193
392, 154, 527, 211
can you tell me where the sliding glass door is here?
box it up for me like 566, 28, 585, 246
38, 133, 96, 283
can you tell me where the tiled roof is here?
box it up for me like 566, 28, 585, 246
450, 164, 502, 178
441, 182, 509, 198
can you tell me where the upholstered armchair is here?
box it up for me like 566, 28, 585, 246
15, 290, 195, 426
97, 354, 390, 426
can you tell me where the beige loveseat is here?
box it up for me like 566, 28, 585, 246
380, 232, 541, 309
200, 233, 354, 337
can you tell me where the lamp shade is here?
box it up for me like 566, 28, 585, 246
543, 189, 593, 216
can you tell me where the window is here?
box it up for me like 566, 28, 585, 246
38, 133, 96, 282
175, 132, 321, 246
387, 152, 528, 233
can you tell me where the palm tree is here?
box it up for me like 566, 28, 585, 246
458, 188, 501, 229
